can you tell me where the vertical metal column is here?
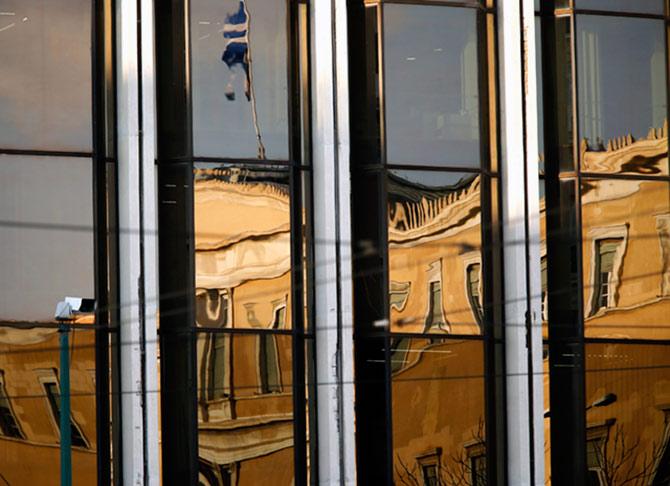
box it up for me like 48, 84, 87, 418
311, 0, 357, 483
521, 1, 546, 484
116, 0, 161, 483
139, 0, 161, 482
497, 0, 545, 484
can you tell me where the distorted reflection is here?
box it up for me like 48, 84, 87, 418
197, 333, 295, 485
585, 342, 670, 484
194, 165, 296, 485
392, 339, 486, 485
194, 165, 292, 331
388, 171, 483, 335
581, 179, 670, 339
191, 0, 289, 159
0, 326, 98, 484
383, 4, 480, 167
577, 16, 667, 174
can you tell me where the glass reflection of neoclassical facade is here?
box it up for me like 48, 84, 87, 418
539, 0, 670, 484
157, 0, 314, 484
9, 0, 670, 483
349, 0, 503, 484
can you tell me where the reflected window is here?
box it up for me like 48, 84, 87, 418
592, 238, 623, 313
258, 335, 281, 394
425, 281, 447, 333
466, 263, 483, 326
422, 464, 438, 486
390, 281, 411, 312
208, 333, 231, 400
196, 289, 231, 328
42, 378, 88, 448
467, 442, 486, 486
0, 372, 23, 439
586, 424, 610, 486
258, 305, 285, 394
416, 448, 441, 486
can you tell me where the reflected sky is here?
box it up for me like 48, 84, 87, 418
0, 156, 94, 323
191, 0, 288, 159
577, 16, 666, 153
0, 0, 92, 151
383, 4, 480, 168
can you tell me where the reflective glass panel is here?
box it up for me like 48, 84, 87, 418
584, 342, 670, 484
0, 328, 98, 484
0, 0, 92, 151
383, 5, 480, 167
194, 165, 292, 329
576, 0, 664, 15
581, 179, 670, 339
577, 16, 667, 175
0, 156, 94, 323
191, 0, 289, 160
392, 338, 486, 485
388, 171, 482, 335
196, 332, 294, 485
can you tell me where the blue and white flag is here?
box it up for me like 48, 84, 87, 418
222, 0, 250, 101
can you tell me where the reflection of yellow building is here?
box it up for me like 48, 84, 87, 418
0, 323, 98, 485
388, 174, 483, 336
392, 339, 486, 486
542, 129, 670, 484
385, 173, 486, 485
193, 167, 298, 485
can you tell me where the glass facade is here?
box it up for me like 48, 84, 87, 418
0, 0, 116, 484
349, 0, 503, 484
9, 0, 670, 483
539, 1, 670, 484
156, 0, 314, 483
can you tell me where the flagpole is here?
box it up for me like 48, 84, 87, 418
242, 0, 266, 160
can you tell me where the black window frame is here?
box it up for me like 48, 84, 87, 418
0, 0, 119, 483
538, 1, 670, 485
347, 0, 505, 484
155, 0, 315, 484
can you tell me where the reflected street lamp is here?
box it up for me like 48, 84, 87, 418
54, 297, 94, 486
543, 392, 618, 418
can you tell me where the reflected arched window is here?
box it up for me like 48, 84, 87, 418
0, 371, 23, 439
466, 263, 483, 327
258, 305, 285, 394
424, 281, 447, 333
592, 238, 624, 313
